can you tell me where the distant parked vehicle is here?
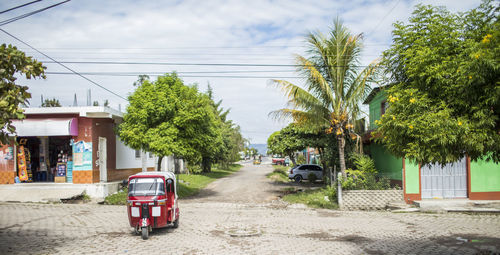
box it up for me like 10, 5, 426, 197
288, 164, 323, 183
272, 157, 285, 165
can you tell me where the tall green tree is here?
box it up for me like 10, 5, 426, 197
0, 44, 46, 144
376, 1, 500, 164
267, 124, 307, 165
118, 73, 222, 171
270, 19, 377, 175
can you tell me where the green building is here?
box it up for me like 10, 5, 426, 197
364, 86, 500, 203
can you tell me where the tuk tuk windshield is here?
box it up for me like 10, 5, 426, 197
128, 178, 165, 196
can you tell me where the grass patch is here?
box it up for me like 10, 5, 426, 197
104, 188, 128, 205
282, 186, 338, 209
266, 165, 289, 183
103, 164, 242, 205
178, 164, 242, 198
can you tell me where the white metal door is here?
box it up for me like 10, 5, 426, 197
421, 158, 467, 198
98, 137, 107, 182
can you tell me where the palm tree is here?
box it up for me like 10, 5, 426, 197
270, 18, 377, 176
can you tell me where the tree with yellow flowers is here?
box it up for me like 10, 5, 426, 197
376, 0, 500, 165
270, 18, 378, 176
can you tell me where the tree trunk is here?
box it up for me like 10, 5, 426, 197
157, 156, 163, 172
289, 154, 297, 166
174, 156, 180, 174
338, 136, 346, 177
202, 156, 211, 173
318, 147, 327, 176
141, 150, 147, 172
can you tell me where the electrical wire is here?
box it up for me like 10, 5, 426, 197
0, 0, 70, 26
40, 60, 371, 68
0, 0, 42, 14
44, 72, 302, 79
366, 0, 401, 36
46, 70, 296, 74
0, 28, 127, 101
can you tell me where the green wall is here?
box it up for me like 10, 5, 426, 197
471, 160, 500, 192
368, 90, 386, 129
404, 159, 420, 194
370, 143, 402, 180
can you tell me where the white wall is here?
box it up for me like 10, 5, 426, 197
115, 136, 187, 172
115, 136, 156, 169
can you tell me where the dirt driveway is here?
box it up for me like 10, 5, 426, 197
186, 158, 284, 203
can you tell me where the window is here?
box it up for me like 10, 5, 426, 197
149, 152, 153, 158
381, 100, 388, 115
135, 150, 140, 159
128, 178, 165, 196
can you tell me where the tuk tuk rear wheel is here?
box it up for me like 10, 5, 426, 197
173, 218, 179, 228
141, 227, 149, 240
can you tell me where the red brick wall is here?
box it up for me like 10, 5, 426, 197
73, 170, 93, 184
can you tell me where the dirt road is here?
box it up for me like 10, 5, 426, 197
188, 157, 283, 203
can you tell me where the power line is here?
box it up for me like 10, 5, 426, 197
0, 0, 70, 26
0, 0, 42, 14
366, 0, 401, 36
12, 43, 392, 51
46, 70, 296, 74
40, 60, 371, 68
0, 28, 127, 101
45, 72, 302, 79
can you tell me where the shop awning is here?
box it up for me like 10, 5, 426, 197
11, 118, 78, 137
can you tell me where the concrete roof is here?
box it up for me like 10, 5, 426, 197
23, 106, 123, 119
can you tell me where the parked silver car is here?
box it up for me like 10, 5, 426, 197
288, 164, 323, 183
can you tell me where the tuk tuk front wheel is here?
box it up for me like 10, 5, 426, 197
141, 227, 149, 240
173, 218, 179, 229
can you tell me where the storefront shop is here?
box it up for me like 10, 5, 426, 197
0, 106, 159, 185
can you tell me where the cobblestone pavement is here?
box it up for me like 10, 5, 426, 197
0, 202, 499, 254
0, 162, 499, 254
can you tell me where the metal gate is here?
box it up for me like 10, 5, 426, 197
421, 158, 467, 198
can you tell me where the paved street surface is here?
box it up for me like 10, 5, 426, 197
1, 160, 499, 254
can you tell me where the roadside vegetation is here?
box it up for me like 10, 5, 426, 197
104, 164, 242, 205
177, 164, 242, 198
282, 186, 337, 209
266, 165, 289, 183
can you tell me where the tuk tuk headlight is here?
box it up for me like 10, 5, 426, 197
131, 207, 140, 217
152, 206, 161, 217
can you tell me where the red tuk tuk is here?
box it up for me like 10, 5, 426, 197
127, 172, 179, 240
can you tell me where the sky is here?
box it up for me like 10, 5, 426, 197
0, 0, 481, 144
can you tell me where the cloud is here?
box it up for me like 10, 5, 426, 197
0, 0, 481, 143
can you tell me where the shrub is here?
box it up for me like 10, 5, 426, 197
307, 173, 318, 183
351, 153, 376, 174
340, 153, 392, 190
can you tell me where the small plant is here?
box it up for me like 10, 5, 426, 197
307, 173, 317, 183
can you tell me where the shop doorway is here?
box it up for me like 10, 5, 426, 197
16, 136, 73, 183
